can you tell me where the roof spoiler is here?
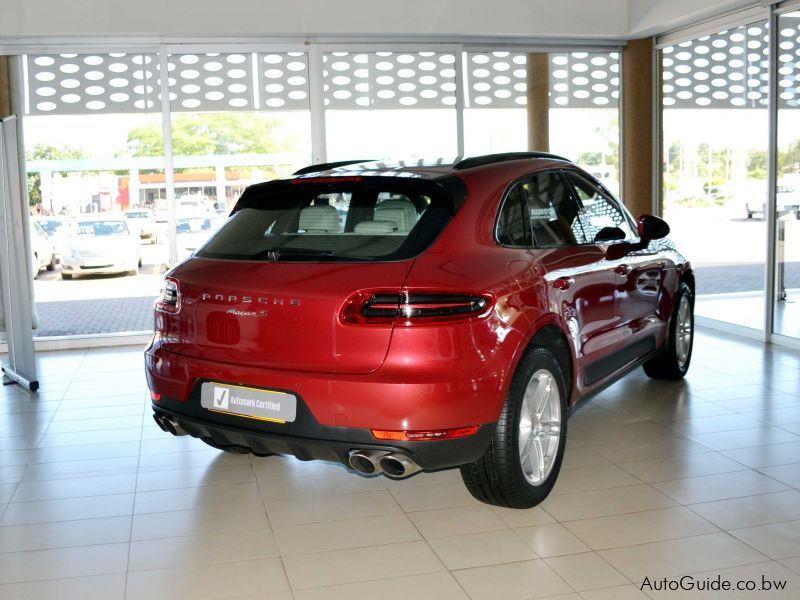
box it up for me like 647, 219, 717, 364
453, 152, 571, 171
293, 159, 374, 176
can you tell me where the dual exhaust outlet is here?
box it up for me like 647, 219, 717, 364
348, 450, 422, 479
154, 414, 420, 478
153, 414, 188, 437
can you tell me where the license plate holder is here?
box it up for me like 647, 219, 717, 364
200, 382, 297, 423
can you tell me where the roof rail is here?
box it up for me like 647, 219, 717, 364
293, 159, 373, 175
453, 152, 571, 171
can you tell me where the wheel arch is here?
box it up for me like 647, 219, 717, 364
526, 322, 575, 406
680, 267, 695, 297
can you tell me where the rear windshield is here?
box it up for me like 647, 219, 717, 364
125, 211, 150, 219
196, 179, 454, 262
38, 220, 65, 235
75, 221, 129, 237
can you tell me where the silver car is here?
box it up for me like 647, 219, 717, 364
60, 217, 141, 280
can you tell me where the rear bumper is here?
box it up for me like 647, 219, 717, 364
145, 338, 508, 470
152, 399, 495, 471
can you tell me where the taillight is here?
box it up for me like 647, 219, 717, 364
340, 290, 493, 326
156, 277, 180, 313
371, 426, 479, 441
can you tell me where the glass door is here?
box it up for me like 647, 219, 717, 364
774, 10, 800, 339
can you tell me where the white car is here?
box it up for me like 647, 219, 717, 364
30, 220, 56, 279
60, 217, 141, 280
745, 185, 800, 219
33, 216, 69, 261
124, 208, 158, 243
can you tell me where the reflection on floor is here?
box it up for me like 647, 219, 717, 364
697, 290, 800, 337
1, 330, 800, 599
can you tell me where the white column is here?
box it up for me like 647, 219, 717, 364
215, 162, 226, 210
129, 167, 140, 208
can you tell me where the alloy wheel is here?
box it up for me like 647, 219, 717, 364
518, 369, 561, 486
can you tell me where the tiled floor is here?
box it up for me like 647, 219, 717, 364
1, 329, 800, 599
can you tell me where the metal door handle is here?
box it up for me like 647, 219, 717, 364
552, 277, 574, 290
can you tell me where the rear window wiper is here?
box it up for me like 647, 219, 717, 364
255, 247, 334, 261
254, 247, 374, 261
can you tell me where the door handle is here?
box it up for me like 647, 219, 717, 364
552, 277, 574, 290
615, 264, 632, 276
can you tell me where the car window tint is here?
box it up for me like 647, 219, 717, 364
568, 174, 635, 243
496, 185, 530, 246
197, 180, 453, 262
521, 172, 584, 247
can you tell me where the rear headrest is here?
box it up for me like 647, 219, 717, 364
354, 220, 396, 234
372, 208, 406, 232
375, 199, 416, 232
299, 205, 339, 233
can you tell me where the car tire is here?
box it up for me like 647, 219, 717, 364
61, 272, 73, 280
643, 282, 694, 380
138, 257, 143, 268
46, 254, 56, 271
746, 210, 753, 220
460, 346, 568, 509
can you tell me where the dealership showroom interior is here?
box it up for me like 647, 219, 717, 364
3, 0, 800, 598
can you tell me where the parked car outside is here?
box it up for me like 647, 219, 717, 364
124, 208, 158, 243
33, 216, 69, 262
146, 153, 695, 509
30, 220, 56, 279
60, 216, 141, 279
745, 184, 800, 219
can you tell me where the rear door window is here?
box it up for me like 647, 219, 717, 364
496, 184, 531, 247
197, 179, 453, 262
521, 172, 585, 247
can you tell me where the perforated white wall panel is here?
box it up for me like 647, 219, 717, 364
661, 17, 800, 109
25, 49, 629, 115
549, 52, 620, 108
465, 51, 620, 109
322, 52, 458, 109
26, 53, 159, 114
26, 52, 310, 115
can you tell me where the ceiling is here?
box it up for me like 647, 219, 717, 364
0, 0, 763, 42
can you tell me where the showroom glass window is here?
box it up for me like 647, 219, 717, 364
774, 10, 800, 340
463, 51, 529, 156
22, 51, 165, 338
463, 50, 621, 197
549, 52, 621, 195
323, 51, 459, 160
167, 51, 312, 260
661, 21, 769, 331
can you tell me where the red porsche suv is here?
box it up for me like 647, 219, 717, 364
146, 153, 694, 508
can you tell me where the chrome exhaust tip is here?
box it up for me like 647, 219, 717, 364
348, 450, 387, 475
153, 414, 168, 432
161, 415, 188, 436
379, 454, 422, 478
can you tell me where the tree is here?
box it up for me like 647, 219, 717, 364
126, 113, 294, 157
26, 143, 87, 207
747, 149, 767, 180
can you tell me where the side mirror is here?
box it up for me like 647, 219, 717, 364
637, 214, 670, 241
